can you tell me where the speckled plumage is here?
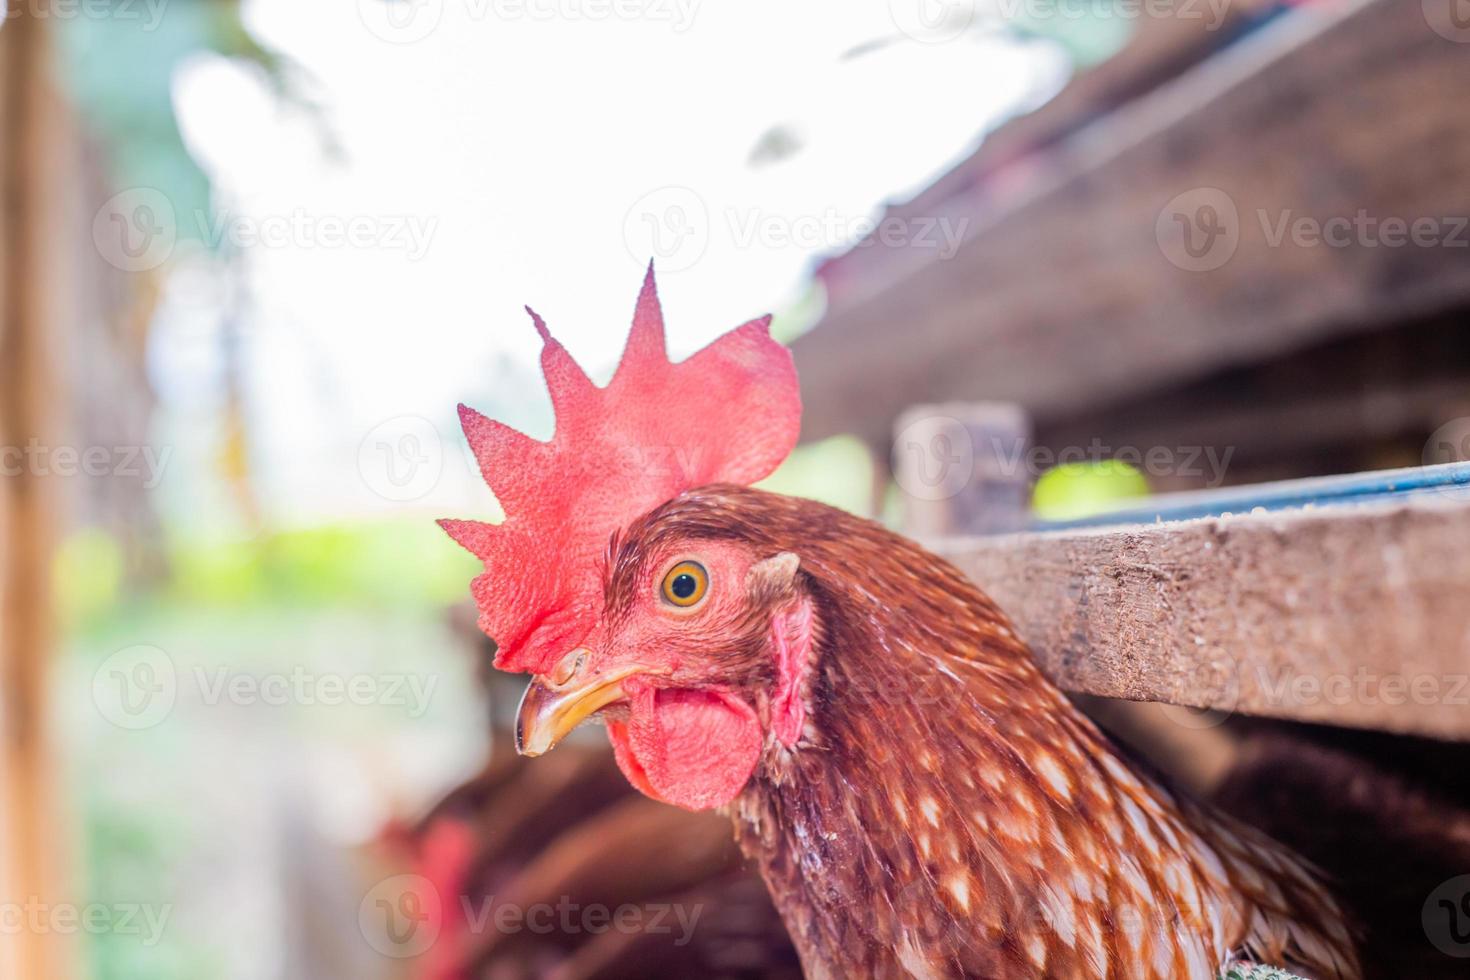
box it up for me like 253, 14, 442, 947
607, 486, 1361, 980
446, 272, 1361, 979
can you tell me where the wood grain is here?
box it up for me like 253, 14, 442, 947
793, 0, 1470, 445
943, 497, 1470, 740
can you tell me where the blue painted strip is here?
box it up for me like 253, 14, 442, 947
1030, 462, 1470, 533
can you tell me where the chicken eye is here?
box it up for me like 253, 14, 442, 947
660, 560, 709, 608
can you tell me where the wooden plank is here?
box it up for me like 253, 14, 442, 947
793, 0, 1470, 445
0, 5, 64, 978
942, 496, 1470, 740
1032, 313, 1470, 491
818, 0, 1282, 315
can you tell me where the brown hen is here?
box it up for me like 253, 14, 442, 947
444, 269, 1361, 979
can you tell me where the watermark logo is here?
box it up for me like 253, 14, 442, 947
197, 209, 438, 260
92, 645, 178, 731
1159, 649, 1240, 730
893, 421, 1235, 501
1422, 417, 1470, 501
93, 648, 440, 729
92, 191, 438, 270
888, 0, 977, 43
356, 877, 704, 958
359, 416, 444, 502
459, 896, 703, 943
1254, 665, 1469, 711
997, 0, 1232, 31
623, 186, 709, 272
194, 666, 439, 718
360, 874, 442, 958
357, 0, 699, 42
93, 188, 177, 273
1423, 875, 1470, 958
1424, 0, 1470, 44
893, 415, 976, 502
1157, 187, 1239, 272
358, 0, 446, 43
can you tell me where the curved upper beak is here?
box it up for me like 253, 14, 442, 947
514, 656, 646, 757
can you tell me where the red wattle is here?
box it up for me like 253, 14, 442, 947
606, 687, 761, 811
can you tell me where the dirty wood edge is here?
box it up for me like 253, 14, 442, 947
939, 497, 1470, 741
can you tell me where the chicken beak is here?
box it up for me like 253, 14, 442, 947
514, 655, 643, 757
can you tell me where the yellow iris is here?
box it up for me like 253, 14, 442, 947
660, 560, 709, 608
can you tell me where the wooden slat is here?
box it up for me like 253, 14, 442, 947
793, 0, 1470, 446
943, 497, 1470, 740
0, 6, 64, 978
817, 0, 1281, 315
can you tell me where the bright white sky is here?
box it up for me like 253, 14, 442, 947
154, 0, 1069, 527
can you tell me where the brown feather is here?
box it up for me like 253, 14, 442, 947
611, 486, 1361, 980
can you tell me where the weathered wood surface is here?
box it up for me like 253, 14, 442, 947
794, 0, 1470, 445
943, 497, 1470, 741
1032, 314, 1470, 491
817, 0, 1280, 315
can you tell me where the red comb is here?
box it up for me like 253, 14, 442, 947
440, 265, 802, 674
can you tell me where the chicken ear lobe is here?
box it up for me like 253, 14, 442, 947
746, 551, 801, 606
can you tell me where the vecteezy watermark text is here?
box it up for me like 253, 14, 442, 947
357, 875, 703, 958
892, 419, 1235, 502
994, 0, 1231, 29
460, 896, 702, 943
726, 208, 968, 259
887, 0, 1232, 44
623, 186, 970, 272
193, 665, 439, 718
0, 900, 171, 947
93, 645, 440, 730
1257, 210, 1470, 250
2, 0, 170, 30
1158, 187, 1470, 272
0, 440, 170, 488
93, 188, 439, 273
1254, 665, 1470, 709
356, 0, 701, 44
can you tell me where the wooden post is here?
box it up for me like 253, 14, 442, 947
893, 402, 1032, 537
0, 4, 64, 977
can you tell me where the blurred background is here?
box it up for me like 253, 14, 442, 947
3, 0, 1469, 977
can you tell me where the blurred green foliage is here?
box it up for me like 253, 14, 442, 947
54, 0, 298, 239
56, 520, 482, 634
759, 435, 876, 516
1031, 460, 1150, 520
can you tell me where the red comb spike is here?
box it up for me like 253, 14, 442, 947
613, 262, 667, 383
540, 337, 599, 425
441, 267, 802, 675
525, 306, 551, 342
456, 404, 546, 516
436, 518, 495, 561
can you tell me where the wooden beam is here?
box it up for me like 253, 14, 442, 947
793, 0, 1470, 445
942, 497, 1470, 741
1033, 313, 1470, 491
817, 0, 1282, 315
0, 5, 64, 977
